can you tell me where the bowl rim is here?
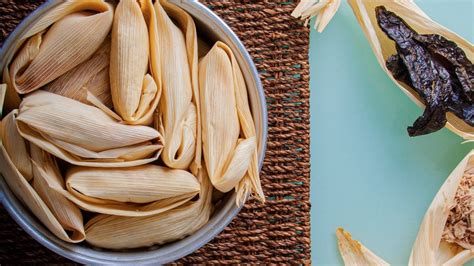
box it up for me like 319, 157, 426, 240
0, 0, 268, 264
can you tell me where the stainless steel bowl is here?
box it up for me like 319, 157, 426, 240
0, 0, 267, 264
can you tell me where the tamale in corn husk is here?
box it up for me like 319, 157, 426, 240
151, 0, 199, 171
3, 0, 113, 115
30, 144, 85, 242
44, 38, 112, 108
348, 0, 474, 140
336, 228, 389, 266
291, 0, 342, 32
109, 0, 160, 125
31, 153, 198, 217
66, 165, 200, 204
0, 111, 84, 243
16, 91, 163, 167
409, 150, 474, 266
0, 110, 32, 181
85, 168, 213, 249
199, 42, 264, 205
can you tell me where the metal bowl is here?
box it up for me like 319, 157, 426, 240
0, 0, 267, 264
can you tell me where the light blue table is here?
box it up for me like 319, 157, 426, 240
310, 0, 473, 265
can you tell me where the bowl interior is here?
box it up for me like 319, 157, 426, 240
0, 0, 267, 264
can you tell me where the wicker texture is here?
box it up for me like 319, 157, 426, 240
0, 0, 310, 264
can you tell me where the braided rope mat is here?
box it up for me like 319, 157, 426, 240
0, 0, 310, 264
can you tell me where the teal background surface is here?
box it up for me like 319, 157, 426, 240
309, 0, 473, 265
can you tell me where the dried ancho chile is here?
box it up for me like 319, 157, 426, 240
376, 6, 474, 136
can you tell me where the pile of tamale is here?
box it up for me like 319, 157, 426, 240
0, 0, 264, 249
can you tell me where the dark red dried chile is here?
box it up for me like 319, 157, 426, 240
376, 6, 474, 136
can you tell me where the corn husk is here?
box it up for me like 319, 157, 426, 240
85, 168, 213, 249
0, 110, 32, 181
0, 111, 84, 243
348, 0, 474, 140
65, 165, 200, 204
147, 0, 199, 171
291, 0, 342, 32
30, 150, 197, 217
16, 91, 163, 167
199, 42, 264, 205
30, 144, 85, 242
109, 0, 160, 125
5, 0, 113, 98
409, 150, 474, 266
0, 84, 5, 116
44, 38, 112, 108
336, 228, 390, 266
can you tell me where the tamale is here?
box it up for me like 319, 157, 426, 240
85, 168, 213, 249
199, 42, 264, 205
31, 157, 198, 217
152, 0, 199, 170
16, 91, 163, 167
109, 0, 160, 125
30, 144, 85, 242
45, 38, 112, 108
66, 165, 200, 204
0, 111, 84, 243
6, 0, 113, 95
0, 110, 32, 181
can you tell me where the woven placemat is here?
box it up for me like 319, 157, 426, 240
0, 0, 310, 264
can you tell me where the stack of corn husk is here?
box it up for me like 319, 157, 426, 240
0, 0, 264, 249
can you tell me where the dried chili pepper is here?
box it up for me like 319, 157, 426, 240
376, 6, 474, 136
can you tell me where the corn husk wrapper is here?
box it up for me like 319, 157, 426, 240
16, 91, 163, 167
409, 150, 474, 266
150, 0, 199, 171
291, 0, 342, 32
30, 144, 85, 242
199, 42, 264, 205
31, 151, 197, 217
85, 168, 213, 249
4, 0, 113, 106
336, 228, 390, 266
0, 110, 32, 181
348, 0, 474, 140
0, 84, 5, 116
109, 0, 160, 125
44, 38, 112, 108
0, 111, 84, 243
65, 165, 200, 204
